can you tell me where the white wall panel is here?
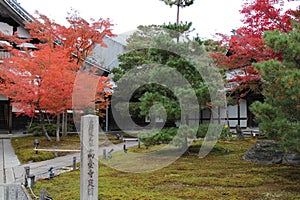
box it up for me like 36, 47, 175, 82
228, 105, 237, 118
0, 94, 8, 100
240, 100, 247, 118
0, 22, 13, 35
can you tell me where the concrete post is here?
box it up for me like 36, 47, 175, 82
73, 156, 77, 170
40, 190, 46, 200
27, 174, 35, 188
103, 149, 106, 160
24, 166, 30, 187
80, 115, 99, 200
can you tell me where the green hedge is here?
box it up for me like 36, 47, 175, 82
139, 124, 230, 148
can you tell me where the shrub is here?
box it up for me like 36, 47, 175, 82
26, 122, 75, 137
26, 123, 57, 136
138, 129, 158, 149
197, 124, 209, 138
139, 128, 179, 148
139, 124, 230, 148
197, 124, 230, 140
220, 125, 230, 140
171, 125, 197, 147
160, 127, 178, 143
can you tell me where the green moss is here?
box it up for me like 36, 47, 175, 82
27, 139, 300, 199
11, 135, 81, 163
11, 134, 125, 163
19, 149, 55, 162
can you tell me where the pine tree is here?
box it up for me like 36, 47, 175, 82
250, 22, 300, 152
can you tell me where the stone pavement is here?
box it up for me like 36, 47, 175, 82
0, 133, 24, 200
0, 132, 138, 199
14, 142, 137, 183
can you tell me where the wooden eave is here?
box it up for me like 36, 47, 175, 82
0, 0, 33, 26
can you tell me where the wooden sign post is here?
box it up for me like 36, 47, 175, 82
80, 115, 99, 200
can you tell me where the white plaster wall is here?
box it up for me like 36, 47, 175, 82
228, 104, 238, 118
0, 22, 13, 35
240, 99, 247, 118
17, 26, 31, 38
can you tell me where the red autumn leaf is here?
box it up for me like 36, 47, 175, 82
211, 0, 299, 97
0, 11, 114, 118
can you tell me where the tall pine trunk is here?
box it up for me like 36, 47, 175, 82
176, 4, 180, 42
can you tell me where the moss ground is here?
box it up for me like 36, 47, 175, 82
11, 134, 121, 163
27, 138, 300, 200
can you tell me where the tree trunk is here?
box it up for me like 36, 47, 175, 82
56, 113, 60, 142
46, 113, 51, 124
182, 114, 189, 152
28, 117, 34, 128
62, 111, 68, 136
64, 111, 68, 136
176, 3, 180, 43
185, 115, 189, 148
40, 113, 51, 141
176, 3, 180, 26
61, 111, 65, 136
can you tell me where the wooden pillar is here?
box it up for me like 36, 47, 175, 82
200, 110, 203, 124
105, 104, 109, 132
237, 103, 241, 126
8, 99, 12, 133
218, 106, 221, 124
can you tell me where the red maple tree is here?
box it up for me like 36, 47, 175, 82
0, 11, 114, 141
211, 0, 299, 98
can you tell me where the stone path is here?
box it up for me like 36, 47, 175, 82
0, 133, 138, 199
0, 138, 22, 200
14, 142, 136, 183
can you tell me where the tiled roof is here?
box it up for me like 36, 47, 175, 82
3, 0, 33, 23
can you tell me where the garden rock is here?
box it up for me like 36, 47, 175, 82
282, 153, 300, 166
243, 140, 300, 166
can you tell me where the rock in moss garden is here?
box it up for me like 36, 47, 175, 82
243, 140, 300, 166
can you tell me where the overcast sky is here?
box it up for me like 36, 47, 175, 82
17, 0, 299, 39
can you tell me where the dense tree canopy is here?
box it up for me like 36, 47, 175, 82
209, 0, 300, 153
251, 22, 300, 152
211, 0, 299, 98
0, 11, 114, 140
111, 23, 226, 151
112, 25, 211, 124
